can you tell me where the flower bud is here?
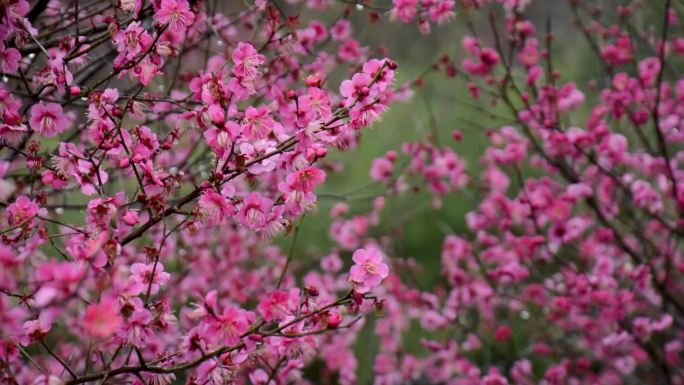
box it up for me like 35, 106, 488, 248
306, 285, 319, 297
122, 210, 139, 226
327, 312, 342, 328
305, 74, 322, 87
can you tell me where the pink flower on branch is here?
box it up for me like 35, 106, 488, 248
83, 299, 123, 339
155, 0, 195, 32
349, 247, 389, 293
232, 42, 265, 79
0, 43, 20, 73
29, 102, 70, 137
129, 262, 171, 296
237, 192, 274, 230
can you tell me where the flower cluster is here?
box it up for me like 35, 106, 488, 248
1, 0, 684, 384
0, 1, 397, 384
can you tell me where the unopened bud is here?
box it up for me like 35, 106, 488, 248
305, 74, 322, 87
326, 313, 342, 328
122, 210, 139, 226
306, 286, 319, 297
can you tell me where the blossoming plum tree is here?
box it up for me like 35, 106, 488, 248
0, 0, 399, 383
0, 0, 683, 384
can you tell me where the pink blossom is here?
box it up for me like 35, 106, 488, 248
428, 0, 455, 24
22, 313, 53, 344
29, 102, 70, 137
6, 195, 43, 226
196, 359, 231, 385
133, 57, 161, 86
370, 157, 394, 182
83, 299, 123, 338
299, 87, 332, 121
242, 106, 281, 140
129, 262, 171, 296
232, 42, 265, 79
237, 192, 273, 230
349, 247, 389, 293
156, 0, 195, 32
257, 288, 300, 322
638, 57, 662, 86
330, 19, 352, 41
122, 210, 139, 226
391, 0, 418, 22
123, 308, 154, 347
0, 122, 27, 145
33, 261, 86, 307
482, 368, 509, 385
112, 21, 153, 66
119, 0, 142, 15
518, 38, 539, 67
0, 43, 20, 73
199, 189, 236, 222
212, 305, 252, 345
86, 193, 125, 228
282, 167, 326, 194
338, 39, 368, 63
601, 35, 634, 66
204, 121, 240, 156
340, 73, 372, 106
